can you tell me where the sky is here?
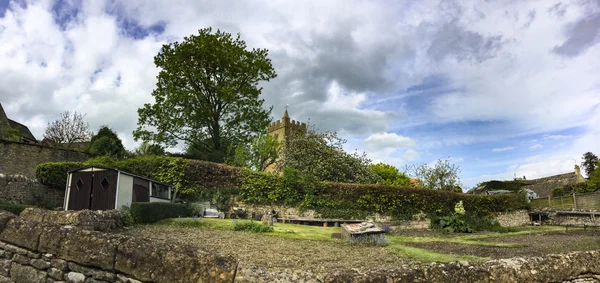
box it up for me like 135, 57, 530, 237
1, 0, 599, 189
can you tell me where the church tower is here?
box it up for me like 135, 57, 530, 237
265, 109, 307, 173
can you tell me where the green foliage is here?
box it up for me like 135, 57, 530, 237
587, 161, 600, 191
135, 141, 165, 156
582, 152, 599, 177
227, 132, 280, 171
240, 170, 285, 204
130, 202, 190, 224
232, 221, 274, 233
552, 182, 594, 197
133, 27, 277, 163
89, 126, 126, 158
0, 127, 21, 142
0, 203, 33, 215
121, 209, 135, 227
435, 214, 473, 233
370, 162, 411, 186
35, 162, 85, 189
278, 129, 381, 184
405, 158, 462, 191
212, 190, 233, 213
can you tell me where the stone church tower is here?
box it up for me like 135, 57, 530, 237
265, 109, 307, 173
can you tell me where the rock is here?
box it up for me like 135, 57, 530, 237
3, 244, 28, 255
20, 208, 47, 223
40, 227, 120, 271
115, 274, 141, 283
0, 218, 44, 251
30, 258, 50, 270
67, 262, 115, 281
10, 263, 46, 283
0, 260, 10, 277
48, 268, 64, 280
12, 254, 30, 265
84, 278, 108, 283
0, 213, 16, 234
0, 275, 13, 283
50, 259, 68, 271
115, 236, 237, 283
65, 272, 86, 283
27, 251, 41, 259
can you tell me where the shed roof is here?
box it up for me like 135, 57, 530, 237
68, 165, 173, 187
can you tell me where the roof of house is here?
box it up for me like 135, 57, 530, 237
7, 119, 36, 142
524, 172, 584, 198
0, 102, 37, 142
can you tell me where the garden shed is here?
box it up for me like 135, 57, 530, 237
64, 165, 172, 211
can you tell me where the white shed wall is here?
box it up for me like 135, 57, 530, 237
117, 173, 133, 209
150, 197, 170, 203
64, 173, 73, 211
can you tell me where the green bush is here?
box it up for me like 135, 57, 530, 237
232, 221, 274, 233
0, 203, 33, 215
552, 182, 594, 197
130, 202, 190, 224
35, 162, 85, 189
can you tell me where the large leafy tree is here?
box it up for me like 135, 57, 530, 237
89, 126, 126, 159
582, 152, 599, 177
227, 132, 280, 171
43, 111, 93, 148
369, 162, 411, 186
405, 158, 462, 192
278, 129, 381, 184
134, 28, 277, 163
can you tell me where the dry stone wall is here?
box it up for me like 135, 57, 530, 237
494, 210, 531, 227
0, 140, 88, 178
0, 211, 237, 283
20, 208, 124, 232
0, 175, 63, 208
324, 251, 600, 282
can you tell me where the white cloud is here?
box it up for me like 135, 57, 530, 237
364, 132, 417, 151
403, 149, 420, 161
529, 144, 543, 150
543, 134, 573, 140
492, 147, 514, 152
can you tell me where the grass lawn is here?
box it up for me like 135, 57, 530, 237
150, 218, 574, 263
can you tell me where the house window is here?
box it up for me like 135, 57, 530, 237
151, 183, 170, 199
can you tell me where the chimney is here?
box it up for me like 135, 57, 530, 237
574, 164, 586, 183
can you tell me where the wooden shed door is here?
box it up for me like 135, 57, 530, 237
90, 170, 118, 210
132, 178, 150, 203
68, 172, 93, 210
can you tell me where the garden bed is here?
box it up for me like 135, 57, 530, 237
121, 219, 600, 279
405, 230, 600, 259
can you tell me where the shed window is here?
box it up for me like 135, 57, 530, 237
76, 178, 84, 191
151, 183, 170, 199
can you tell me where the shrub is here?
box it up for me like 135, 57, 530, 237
232, 221, 274, 233
130, 202, 190, 224
0, 203, 33, 215
552, 182, 594, 197
35, 162, 85, 189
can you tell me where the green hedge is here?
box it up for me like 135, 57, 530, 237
0, 203, 34, 215
35, 162, 85, 190
130, 202, 190, 224
38, 156, 528, 219
36, 156, 242, 199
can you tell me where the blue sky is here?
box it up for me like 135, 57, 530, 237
1, 0, 599, 189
